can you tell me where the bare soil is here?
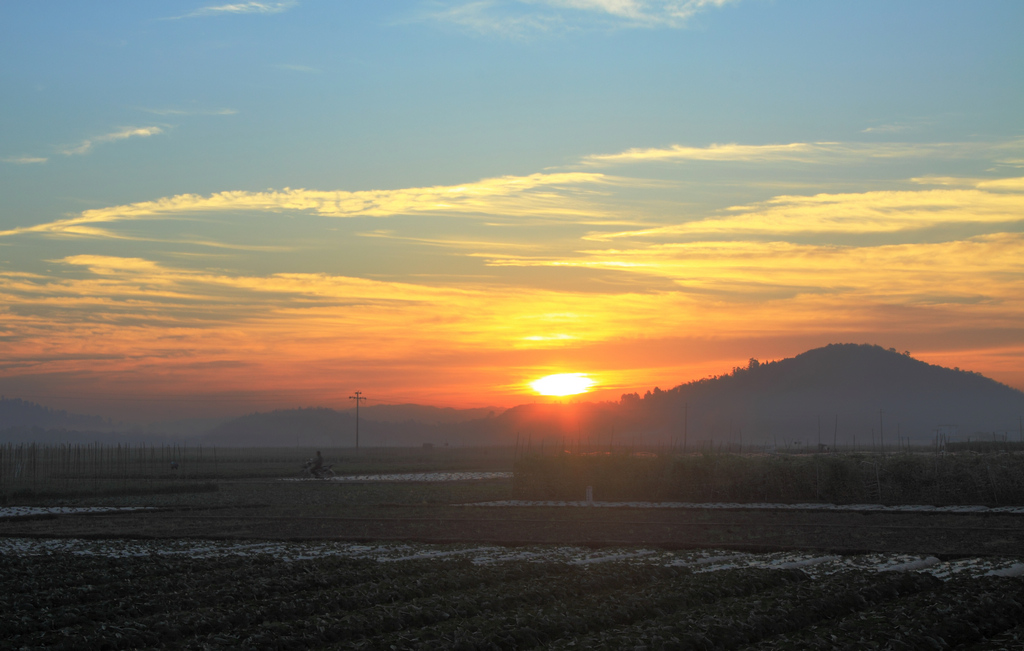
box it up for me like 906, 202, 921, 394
3, 478, 1023, 556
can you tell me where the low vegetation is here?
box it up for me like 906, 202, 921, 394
513, 450, 1024, 505
0, 443, 514, 502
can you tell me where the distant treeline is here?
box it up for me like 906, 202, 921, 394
513, 451, 1024, 506
0, 426, 191, 446
946, 441, 1024, 453
0, 441, 215, 501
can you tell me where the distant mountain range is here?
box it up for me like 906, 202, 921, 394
341, 403, 500, 425
0, 397, 114, 431
200, 344, 1024, 448
4, 344, 1023, 447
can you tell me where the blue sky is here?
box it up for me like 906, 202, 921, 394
1, 1, 1023, 420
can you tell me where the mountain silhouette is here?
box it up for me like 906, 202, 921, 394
641, 343, 1024, 447
202, 406, 460, 447
452, 344, 1024, 448
343, 403, 501, 425
196, 344, 1024, 447
0, 397, 113, 431
8, 344, 1020, 447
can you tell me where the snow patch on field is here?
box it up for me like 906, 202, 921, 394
985, 563, 1024, 577
878, 556, 941, 572
773, 555, 841, 570
0, 538, 1020, 580
0, 506, 155, 519
462, 500, 1024, 514
568, 550, 657, 565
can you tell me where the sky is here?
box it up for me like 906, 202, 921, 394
1, 1, 1023, 422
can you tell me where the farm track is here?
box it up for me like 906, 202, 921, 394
2, 553, 1023, 650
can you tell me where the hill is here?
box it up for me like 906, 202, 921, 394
201, 406, 483, 447
30, 344, 1021, 448
445, 344, 1024, 448
0, 397, 115, 431
343, 403, 501, 425
649, 343, 1024, 447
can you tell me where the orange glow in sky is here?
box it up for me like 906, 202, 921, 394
531, 373, 596, 397
2, 4, 1023, 423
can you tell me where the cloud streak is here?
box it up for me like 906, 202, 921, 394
486, 234, 1024, 304
429, 0, 736, 35
60, 126, 164, 156
0, 172, 615, 239
544, 0, 736, 26
580, 139, 1024, 166
2, 156, 47, 164
588, 180, 1024, 239
169, 1, 297, 19
3, 224, 1022, 408
138, 108, 238, 116
5, 139, 1024, 407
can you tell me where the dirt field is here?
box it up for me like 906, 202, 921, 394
6, 549, 1023, 650
4, 477, 1024, 556
5, 466, 1024, 649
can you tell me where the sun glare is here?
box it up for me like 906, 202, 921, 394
530, 373, 595, 397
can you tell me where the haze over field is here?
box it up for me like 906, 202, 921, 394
2, 2, 1023, 422
5, 345, 1022, 447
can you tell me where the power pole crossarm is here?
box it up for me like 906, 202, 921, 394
349, 391, 367, 450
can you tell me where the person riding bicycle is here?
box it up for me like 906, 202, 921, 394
311, 450, 324, 473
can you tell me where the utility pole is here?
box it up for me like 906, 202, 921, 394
833, 414, 838, 453
879, 409, 885, 456
349, 391, 366, 449
683, 402, 688, 455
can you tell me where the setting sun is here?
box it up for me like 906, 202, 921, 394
530, 373, 596, 397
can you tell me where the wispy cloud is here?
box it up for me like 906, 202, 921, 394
138, 107, 238, 116
862, 123, 910, 134
4, 165, 1024, 405
977, 177, 1024, 192
169, 1, 297, 19
2, 156, 47, 164
580, 140, 1024, 166
0, 172, 614, 239
544, 0, 736, 26
0, 254, 683, 356
861, 116, 936, 134
429, 0, 736, 35
430, 1, 561, 36
907, 176, 982, 187
483, 233, 1024, 308
586, 178, 1024, 239
584, 141, 825, 164
60, 126, 164, 156
4, 230, 1021, 402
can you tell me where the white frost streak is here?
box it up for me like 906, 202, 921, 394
0, 506, 155, 518
0, 537, 1020, 579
